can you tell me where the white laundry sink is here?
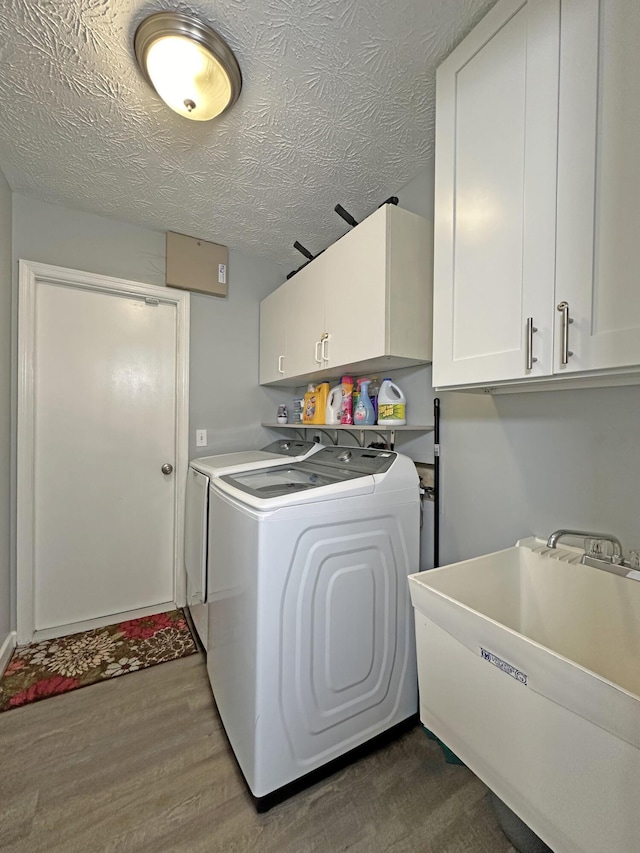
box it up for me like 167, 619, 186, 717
408, 537, 640, 853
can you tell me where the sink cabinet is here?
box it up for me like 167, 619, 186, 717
432, 0, 640, 391
408, 538, 640, 853
259, 204, 433, 386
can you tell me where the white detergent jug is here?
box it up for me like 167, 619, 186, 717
325, 384, 342, 424
377, 379, 407, 426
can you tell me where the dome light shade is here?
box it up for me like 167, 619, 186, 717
134, 12, 242, 121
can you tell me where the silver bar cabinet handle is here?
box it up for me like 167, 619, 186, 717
526, 317, 538, 370
556, 301, 574, 365
278, 355, 285, 374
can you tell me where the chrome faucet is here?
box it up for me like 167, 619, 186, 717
546, 529, 623, 560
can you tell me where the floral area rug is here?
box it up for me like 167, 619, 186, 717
0, 609, 198, 712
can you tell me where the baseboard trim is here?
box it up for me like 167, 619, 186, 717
31, 602, 177, 644
0, 631, 17, 676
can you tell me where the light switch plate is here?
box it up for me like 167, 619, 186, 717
196, 429, 207, 447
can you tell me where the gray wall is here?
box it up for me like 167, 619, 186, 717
395, 169, 640, 567
189, 258, 287, 459
16, 161, 640, 597
258, 173, 438, 568
272, 168, 438, 464
387, 169, 436, 465
12, 195, 283, 461
10, 195, 283, 627
12, 195, 167, 288
439, 388, 640, 565
0, 170, 11, 644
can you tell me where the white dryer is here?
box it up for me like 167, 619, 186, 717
205, 446, 419, 808
184, 439, 322, 646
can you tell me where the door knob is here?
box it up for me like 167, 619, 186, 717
161, 463, 173, 475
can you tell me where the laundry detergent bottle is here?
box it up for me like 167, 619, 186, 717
302, 384, 316, 424
325, 384, 342, 424
313, 381, 330, 424
353, 379, 376, 425
377, 379, 406, 426
339, 375, 354, 425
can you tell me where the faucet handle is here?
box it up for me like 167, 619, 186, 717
629, 550, 640, 569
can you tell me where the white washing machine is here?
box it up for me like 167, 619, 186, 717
184, 439, 322, 646
205, 446, 420, 807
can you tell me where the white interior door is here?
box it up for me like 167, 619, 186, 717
18, 262, 189, 642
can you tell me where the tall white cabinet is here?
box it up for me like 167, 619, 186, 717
433, 0, 640, 391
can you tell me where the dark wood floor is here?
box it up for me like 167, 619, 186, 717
0, 654, 515, 852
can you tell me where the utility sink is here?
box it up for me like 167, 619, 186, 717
408, 537, 640, 853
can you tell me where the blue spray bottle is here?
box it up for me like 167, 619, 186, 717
353, 379, 376, 425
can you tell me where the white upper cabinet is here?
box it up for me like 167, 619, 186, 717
432, 0, 560, 388
433, 0, 640, 391
259, 264, 326, 384
259, 204, 433, 386
259, 282, 288, 385
320, 210, 388, 370
556, 0, 640, 375
280, 262, 326, 379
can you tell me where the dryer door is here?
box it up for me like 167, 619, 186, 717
185, 467, 209, 604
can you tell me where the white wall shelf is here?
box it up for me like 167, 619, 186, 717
262, 422, 434, 449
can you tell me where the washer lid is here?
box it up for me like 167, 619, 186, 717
190, 440, 320, 478
216, 459, 375, 507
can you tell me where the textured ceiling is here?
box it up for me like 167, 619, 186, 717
0, 0, 496, 271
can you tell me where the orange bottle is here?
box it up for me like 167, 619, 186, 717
312, 382, 330, 424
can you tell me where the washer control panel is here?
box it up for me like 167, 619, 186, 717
310, 446, 396, 474
262, 440, 318, 457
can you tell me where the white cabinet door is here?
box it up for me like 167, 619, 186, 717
322, 210, 387, 369
323, 205, 432, 371
259, 284, 287, 384
432, 0, 560, 387
284, 264, 325, 378
555, 0, 640, 374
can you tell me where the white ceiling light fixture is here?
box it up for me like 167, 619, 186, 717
134, 11, 242, 121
